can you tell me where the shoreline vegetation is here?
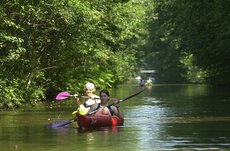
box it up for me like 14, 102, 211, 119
1, 1, 230, 109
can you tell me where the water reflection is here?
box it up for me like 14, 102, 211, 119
122, 84, 230, 150
1, 84, 230, 150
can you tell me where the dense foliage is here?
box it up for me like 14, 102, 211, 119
143, 0, 230, 84
0, 0, 147, 109
1, 0, 229, 109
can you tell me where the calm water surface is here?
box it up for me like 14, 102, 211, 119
1, 82, 230, 151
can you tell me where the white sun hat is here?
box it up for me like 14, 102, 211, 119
85, 82, 95, 89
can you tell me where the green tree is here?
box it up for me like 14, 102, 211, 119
0, 0, 148, 109
144, 0, 230, 85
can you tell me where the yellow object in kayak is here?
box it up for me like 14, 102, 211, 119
72, 104, 89, 116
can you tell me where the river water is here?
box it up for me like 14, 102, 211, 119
1, 81, 230, 151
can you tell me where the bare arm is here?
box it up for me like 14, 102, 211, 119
111, 106, 124, 120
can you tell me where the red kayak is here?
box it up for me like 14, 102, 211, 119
77, 113, 124, 129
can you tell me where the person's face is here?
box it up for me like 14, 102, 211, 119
85, 88, 94, 96
100, 92, 109, 104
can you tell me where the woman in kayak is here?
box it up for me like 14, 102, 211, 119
95, 90, 124, 120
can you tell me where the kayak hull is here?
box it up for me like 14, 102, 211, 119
77, 114, 124, 129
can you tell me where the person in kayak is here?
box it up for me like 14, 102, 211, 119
82, 82, 100, 107
72, 82, 100, 115
89, 89, 124, 120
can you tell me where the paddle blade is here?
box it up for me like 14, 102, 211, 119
55, 91, 71, 101
47, 120, 73, 128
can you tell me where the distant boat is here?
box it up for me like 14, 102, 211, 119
145, 78, 153, 86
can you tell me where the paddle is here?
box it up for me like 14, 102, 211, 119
47, 118, 76, 128
49, 88, 145, 128
88, 88, 146, 115
55, 91, 90, 101
112, 88, 145, 105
